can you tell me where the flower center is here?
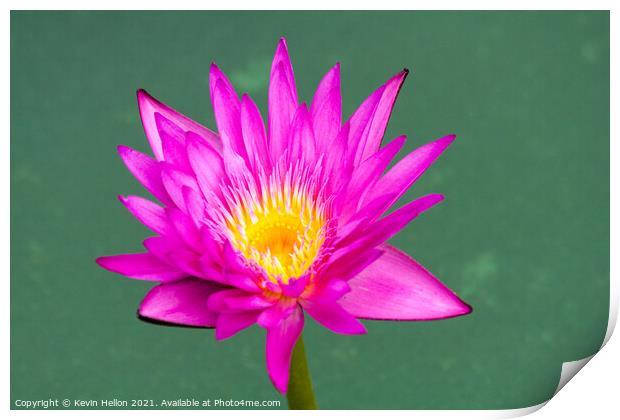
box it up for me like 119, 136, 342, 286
213, 165, 329, 285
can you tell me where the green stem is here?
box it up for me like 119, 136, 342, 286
286, 335, 317, 409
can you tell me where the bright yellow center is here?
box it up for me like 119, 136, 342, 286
223, 171, 328, 284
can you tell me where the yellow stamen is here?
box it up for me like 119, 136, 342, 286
215, 164, 328, 284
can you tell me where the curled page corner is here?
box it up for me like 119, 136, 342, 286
495, 289, 618, 418
553, 282, 617, 396
554, 355, 595, 396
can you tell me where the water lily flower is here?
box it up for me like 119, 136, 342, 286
97, 38, 471, 395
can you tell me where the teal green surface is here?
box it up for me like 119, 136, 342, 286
11, 11, 609, 409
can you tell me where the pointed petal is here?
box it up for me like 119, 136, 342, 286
160, 163, 200, 213
138, 278, 224, 327
355, 70, 408, 164
137, 89, 219, 161
345, 84, 385, 164
215, 311, 261, 340
241, 94, 270, 170
287, 104, 316, 163
186, 132, 226, 199
361, 134, 455, 217
207, 289, 274, 313
265, 304, 304, 394
156, 113, 192, 171
302, 300, 366, 335
166, 208, 202, 252
210, 66, 248, 162
324, 123, 351, 192
340, 244, 472, 320
96, 253, 185, 281
311, 63, 341, 152
117, 145, 172, 205
143, 236, 182, 264
340, 135, 406, 217
182, 186, 206, 228
355, 194, 445, 247
268, 40, 298, 162
118, 195, 174, 237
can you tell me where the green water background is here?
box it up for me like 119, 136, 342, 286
11, 11, 609, 409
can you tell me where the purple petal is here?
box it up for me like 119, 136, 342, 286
159, 163, 200, 213
361, 134, 455, 217
137, 89, 219, 161
287, 104, 316, 164
117, 145, 172, 205
166, 208, 202, 252
210, 65, 248, 162
166, 248, 204, 278
241, 94, 271, 171
346, 84, 384, 163
320, 247, 384, 283
311, 63, 341, 153
302, 279, 351, 303
118, 195, 174, 237
268, 39, 298, 162
264, 304, 304, 394
182, 186, 206, 228
215, 311, 261, 340
138, 278, 224, 327
354, 70, 408, 165
207, 289, 273, 313
96, 253, 185, 281
302, 300, 367, 335
143, 236, 181, 264
354, 194, 445, 247
156, 113, 192, 171
323, 124, 351, 192
340, 135, 406, 218
185, 132, 226, 199
340, 244, 472, 320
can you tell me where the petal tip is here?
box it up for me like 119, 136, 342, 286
94, 256, 107, 268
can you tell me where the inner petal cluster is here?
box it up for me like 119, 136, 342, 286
211, 164, 330, 284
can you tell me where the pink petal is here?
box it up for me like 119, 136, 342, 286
354, 194, 445, 247
302, 300, 367, 335
159, 163, 200, 213
137, 89, 219, 161
117, 145, 172, 205
185, 132, 226, 199
182, 186, 206, 228
264, 304, 304, 394
166, 248, 204, 278
156, 113, 192, 171
311, 63, 341, 153
302, 279, 351, 303
215, 311, 261, 340
166, 208, 202, 252
138, 278, 224, 327
207, 289, 273, 313
320, 247, 384, 283
361, 134, 455, 216
143, 236, 182, 264
118, 195, 174, 237
340, 135, 406, 218
323, 124, 351, 192
268, 39, 298, 162
354, 70, 408, 165
340, 244, 472, 320
241, 94, 270, 171
346, 84, 384, 164
96, 253, 185, 281
210, 65, 248, 162
287, 104, 316, 164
